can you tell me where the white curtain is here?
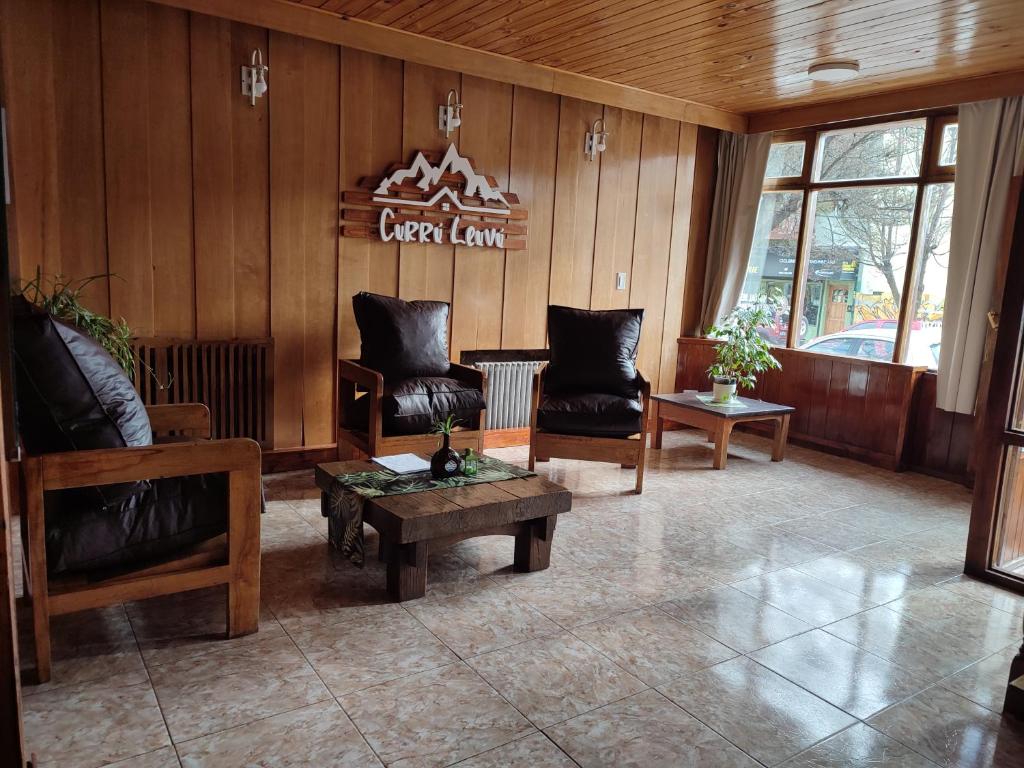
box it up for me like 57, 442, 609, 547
938, 97, 1024, 414
700, 130, 773, 331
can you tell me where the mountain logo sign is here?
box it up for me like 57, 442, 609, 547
340, 144, 528, 250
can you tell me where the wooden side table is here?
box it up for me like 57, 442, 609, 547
651, 392, 795, 469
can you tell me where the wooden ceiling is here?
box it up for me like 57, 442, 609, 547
289, 0, 1024, 119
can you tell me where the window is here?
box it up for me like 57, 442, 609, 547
765, 141, 805, 179
815, 120, 927, 182
751, 114, 956, 368
742, 191, 804, 345
939, 123, 958, 166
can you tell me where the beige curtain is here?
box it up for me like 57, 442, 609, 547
938, 97, 1024, 414
700, 131, 773, 331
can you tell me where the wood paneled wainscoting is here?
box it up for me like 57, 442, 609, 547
904, 371, 975, 486
0, 0, 716, 452
675, 337, 926, 471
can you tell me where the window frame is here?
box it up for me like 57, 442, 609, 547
758, 110, 956, 363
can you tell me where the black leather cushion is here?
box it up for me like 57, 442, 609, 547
12, 296, 152, 505
346, 376, 485, 436
352, 292, 451, 380
545, 305, 644, 398
537, 393, 643, 438
44, 473, 228, 576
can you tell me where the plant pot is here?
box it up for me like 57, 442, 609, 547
711, 376, 737, 403
430, 432, 464, 479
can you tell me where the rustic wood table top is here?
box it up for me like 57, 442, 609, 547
314, 460, 572, 545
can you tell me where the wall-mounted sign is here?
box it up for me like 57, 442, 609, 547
340, 144, 528, 250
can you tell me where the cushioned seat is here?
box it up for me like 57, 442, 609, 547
44, 474, 228, 576
346, 376, 486, 436
13, 297, 232, 575
338, 292, 486, 454
536, 392, 643, 438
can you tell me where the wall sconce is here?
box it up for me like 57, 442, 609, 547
241, 49, 269, 107
585, 118, 609, 161
438, 89, 462, 138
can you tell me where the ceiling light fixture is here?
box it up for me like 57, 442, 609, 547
807, 61, 860, 83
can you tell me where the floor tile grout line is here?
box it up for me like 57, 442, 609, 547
122, 600, 180, 766
270, 590, 391, 766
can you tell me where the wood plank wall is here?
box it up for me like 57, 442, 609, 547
675, 337, 925, 471
905, 371, 975, 485
0, 0, 710, 450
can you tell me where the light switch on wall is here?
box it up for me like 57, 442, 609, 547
615, 272, 627, 290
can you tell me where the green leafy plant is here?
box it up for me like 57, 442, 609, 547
18, 269, 136, 377
430, 414, 461, 436
706, 304, 781, 390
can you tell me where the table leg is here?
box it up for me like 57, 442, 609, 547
514, 515, 556, 572
652, 401, 663, 449
772, 414, 791, 462
712, 422, 733, 470
386, 540, 427, 601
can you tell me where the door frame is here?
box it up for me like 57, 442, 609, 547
965, 178, 1024, 591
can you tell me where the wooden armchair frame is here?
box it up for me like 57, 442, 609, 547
19, 403, 262, 683
528, 364, 652, 494
336, 359, 486, 459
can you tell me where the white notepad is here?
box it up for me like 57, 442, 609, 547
371, 453, 431, 475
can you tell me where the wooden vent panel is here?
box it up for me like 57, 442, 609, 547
131, 338, 274, 448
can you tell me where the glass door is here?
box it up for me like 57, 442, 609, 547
967, 180, 1024, 588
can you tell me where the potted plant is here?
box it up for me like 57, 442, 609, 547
706, 304, 781, 403
429, 414, 464, 479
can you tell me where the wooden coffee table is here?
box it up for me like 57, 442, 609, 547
314, 461, 572, 601
651, 392, 795, 470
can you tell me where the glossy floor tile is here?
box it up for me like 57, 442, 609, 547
750, 629, 926, 719
406, 586, 561, 658
546, 689, 758, 767
453, 732, 576, 767
148, 634, 331, 743
339, 662, 533, 767
22, 672, 170, 768
21, 431, 1019, 768
939, 644, 1021, 713
823, 605, 992, 681
868, 686, 1024, 767
572, 606, 736, 686
732, 567, 874, 626
659, 656, 857, 766
468, 632, 646, 727
659, 584, 812, 653
176, 700, 381, 767
780, 722, 939, 767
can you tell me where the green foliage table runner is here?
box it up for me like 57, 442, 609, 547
325, 456, 534, 566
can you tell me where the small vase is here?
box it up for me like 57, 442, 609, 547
711, 377, 737, 403
431, 432, 463, 479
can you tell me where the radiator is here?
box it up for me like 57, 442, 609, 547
476, 361, 543, 430
130, 337, 274, 448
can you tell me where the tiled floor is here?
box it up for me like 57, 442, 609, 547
17, 430, 1024, 767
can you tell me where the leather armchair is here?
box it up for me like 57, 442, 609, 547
337, 293, 486, 458
528, 306, 651, 494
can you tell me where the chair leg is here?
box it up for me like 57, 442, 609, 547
635, 435, 648, 495
23, 459, 52, 683
227, 466, 261, 638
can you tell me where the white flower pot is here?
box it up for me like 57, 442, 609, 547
712, 379, 737, 403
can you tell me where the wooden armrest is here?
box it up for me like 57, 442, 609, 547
531, 364, 547, 409
636, 370, 652, 397
145, 403, 211, 438
338, 359, 383, 394
448, 362, 485, 390
27, 438, 261, 491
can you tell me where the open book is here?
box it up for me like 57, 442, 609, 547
371, 453, 431, 475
